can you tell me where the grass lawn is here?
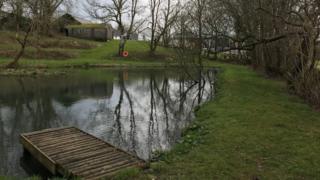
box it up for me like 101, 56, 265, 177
0, 31, 99, 59
0, 31, 176, 69
126, 62, 320, 179
0, 40, 176, 68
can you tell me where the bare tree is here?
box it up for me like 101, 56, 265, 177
60, 0, 74, 14
148, 0, 179, 55
6, 16, 34, 68
187, 0, 208, 66
6, 0, 25, 31
26, 0, 64, 35
4, 0, 36, 68
215, 0, 320, 106
86, 0, 142, 56
203, 0, 232, 59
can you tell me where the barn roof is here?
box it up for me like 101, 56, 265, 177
66, 23, 112, 29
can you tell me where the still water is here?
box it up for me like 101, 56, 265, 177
0, 68, 216, 177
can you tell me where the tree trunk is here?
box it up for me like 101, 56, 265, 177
6, 25, 32, 69
119, 36, 127, 56
6, 49, 25, 69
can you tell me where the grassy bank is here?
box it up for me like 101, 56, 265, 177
0, 31, 99, 60
129, 62, 320, 179
0, 32, 175, 69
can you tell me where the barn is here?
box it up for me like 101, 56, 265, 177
65, 24, 114, 41
57, 13, 114, 41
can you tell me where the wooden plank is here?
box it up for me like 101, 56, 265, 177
26, 128, 77, 140
55, 148, 116, 164
29, 131, 84, 144
63, 151, 121, 168
77, 129, 145, 163
43, 138, 106, 155
50, 144, 108, 158
70, 154, 132, 173
23, 127, 74, 137
20, 127, 147, 180
72, 158, 134, 175
82, 162, 141, 179
39, 135, 96, 151
53, 146, 113, 161
66, 152, 125, 170
35, 133, 88, 147
20, 135, 57, 174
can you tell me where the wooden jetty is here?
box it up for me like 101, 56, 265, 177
20, 127, 146, 179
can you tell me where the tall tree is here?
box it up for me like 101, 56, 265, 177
26, 0, 64, 35
87, 0, 141, 56
7, 0, 25, 31
218, 0, 320, 105
148, 0, 179, 55
203, 0, 232, 59
6, 0, 35, 68
188, 0, 207, 66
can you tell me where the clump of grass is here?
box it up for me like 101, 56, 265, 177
111, 168, 141, 180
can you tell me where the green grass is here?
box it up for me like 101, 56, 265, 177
128, 62, 320, 179
0, 31, 100, 61
0, 36, 176, 68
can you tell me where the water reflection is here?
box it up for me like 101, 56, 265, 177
0, 68, 216, 177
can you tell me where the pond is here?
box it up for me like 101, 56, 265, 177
0, 68, 216, 177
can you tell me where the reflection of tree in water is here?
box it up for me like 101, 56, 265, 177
147, 75, 161, 158
109, 69, 216, 159
0, 78, 62, 175
112, 72, 137, 155
17, 79, 61, 129
154, 77, 170, 141
0, 105, 6, 173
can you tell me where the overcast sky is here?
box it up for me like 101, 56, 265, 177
62, 0, 149, 23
